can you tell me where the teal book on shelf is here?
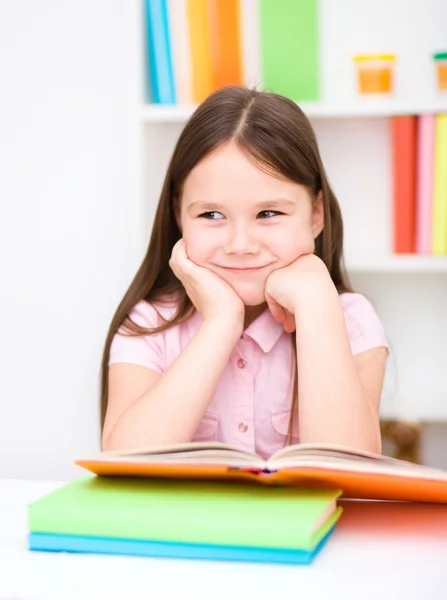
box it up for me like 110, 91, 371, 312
29, 476, 342, 564
144, 0, 176, 104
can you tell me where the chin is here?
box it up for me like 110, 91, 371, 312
231, 284, 266, 307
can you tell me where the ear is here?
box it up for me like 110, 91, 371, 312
311, 191, 324, 239
173, 196, 182, 232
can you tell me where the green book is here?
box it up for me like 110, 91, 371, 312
260, 0, 320, 101
29, 476, 342, 550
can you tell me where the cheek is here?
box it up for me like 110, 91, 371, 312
182, 221, 219, 265
270, 221, 315, 262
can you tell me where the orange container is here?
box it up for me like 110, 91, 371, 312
354, 54, 396, 94
433, 52, 447, 91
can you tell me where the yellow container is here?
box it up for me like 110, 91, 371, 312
354, 54, 396, 95
433, 52, 447, 91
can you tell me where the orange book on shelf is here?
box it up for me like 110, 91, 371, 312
211, 0, 243, 89
391, 116, 418, 253
186, 0, 214, 103
76, 441, 447, 504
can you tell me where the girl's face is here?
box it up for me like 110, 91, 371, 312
179, 141, 324, 307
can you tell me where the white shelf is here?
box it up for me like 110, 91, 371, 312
140, 98, 447, 123
380, 394, 447, 422
345, 254, 447, 273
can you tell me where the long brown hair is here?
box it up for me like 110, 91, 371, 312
99, 85, 352, 439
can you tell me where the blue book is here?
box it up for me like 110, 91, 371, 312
29, 526, 335, 565
144, 0, 176, 104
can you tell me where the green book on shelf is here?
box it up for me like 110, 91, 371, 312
259, 0, 320, 101
29, 476, 342, 550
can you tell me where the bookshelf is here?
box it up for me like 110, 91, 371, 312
136, 0, 447, 425
345, 255, 447, 273
140, 99, 447, 123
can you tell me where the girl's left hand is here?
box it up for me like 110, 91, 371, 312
265, 254, 333, 332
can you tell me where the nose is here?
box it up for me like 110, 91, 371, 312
224, 222, 260, 256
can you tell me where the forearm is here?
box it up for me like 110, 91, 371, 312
106, 319, 240, 450
295, 288, 380, 452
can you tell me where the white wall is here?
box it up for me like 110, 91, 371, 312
0, 1, 142, 479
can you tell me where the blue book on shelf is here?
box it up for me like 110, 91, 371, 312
144, 0, 176, 104
29, 526, 335, 565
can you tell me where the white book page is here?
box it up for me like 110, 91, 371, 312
267, 445, 447, 481
97, 441, 263, 466
270, 442, 388, 463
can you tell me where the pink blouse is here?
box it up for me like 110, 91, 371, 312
109, 293, 388, 458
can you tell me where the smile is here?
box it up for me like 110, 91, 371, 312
220, 266, 267, 273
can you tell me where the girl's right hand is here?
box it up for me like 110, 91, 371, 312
169, 239, 245, 331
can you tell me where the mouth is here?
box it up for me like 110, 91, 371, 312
219, 266, 268, 274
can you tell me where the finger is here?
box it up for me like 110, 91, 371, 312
266, 295, 286, 325
283, 310, 296, 333
169, 255, 186, 285
169, 256, 181, 282
169, 239, 182, 269
174, 240, 199, 280
171, 238, 186, 266
170, 240, 191, 280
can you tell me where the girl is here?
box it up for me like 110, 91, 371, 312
100, 86, 388, 457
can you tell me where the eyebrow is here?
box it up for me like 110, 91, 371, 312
187, 198, 297, 213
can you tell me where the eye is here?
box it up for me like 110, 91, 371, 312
257, 210, 284, 219
199, 211, 225, 220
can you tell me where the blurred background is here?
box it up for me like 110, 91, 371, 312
1, 0, 446, 480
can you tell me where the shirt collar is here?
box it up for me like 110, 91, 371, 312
243, 309, 285, 353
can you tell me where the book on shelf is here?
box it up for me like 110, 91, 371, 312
76, 441, 447, 503
144, 0, 176, 104
185, 0, 214, 103
167, 0, 193, 105
416, 114, 435, 254
432, 113, 447, 254
259, 0, 319, 102
392, 115, 417, 253
29, 476, 342, 564
212, 0, 243, 90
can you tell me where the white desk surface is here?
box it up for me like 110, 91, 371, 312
0, 479, 446, 600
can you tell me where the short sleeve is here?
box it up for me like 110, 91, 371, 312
109, 300, 167, 373
340, 293, 389, 356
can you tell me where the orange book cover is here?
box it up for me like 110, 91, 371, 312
391, 116, 418, 253
75, 442, 447, 504
186, 0, 214, 103
211, 0, 243, 89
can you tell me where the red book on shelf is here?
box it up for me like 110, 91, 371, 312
391, 116, 418, 253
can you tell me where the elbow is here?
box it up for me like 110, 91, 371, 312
360, 425, 382, 455
101, 424, 122, 452
101, 416, 128, 452
101, 428, 131, 452
101, 432, 113, 452
374, 430, 382, 455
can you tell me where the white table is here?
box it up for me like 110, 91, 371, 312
1, 479, 447, 600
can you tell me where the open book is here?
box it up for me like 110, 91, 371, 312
76, 441, 447, 504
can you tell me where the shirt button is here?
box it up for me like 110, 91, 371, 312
237, 358, 246, 369
238, 422, 248, 433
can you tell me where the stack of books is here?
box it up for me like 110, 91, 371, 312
29, 441, 447, 563
29, 476, 341, 565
